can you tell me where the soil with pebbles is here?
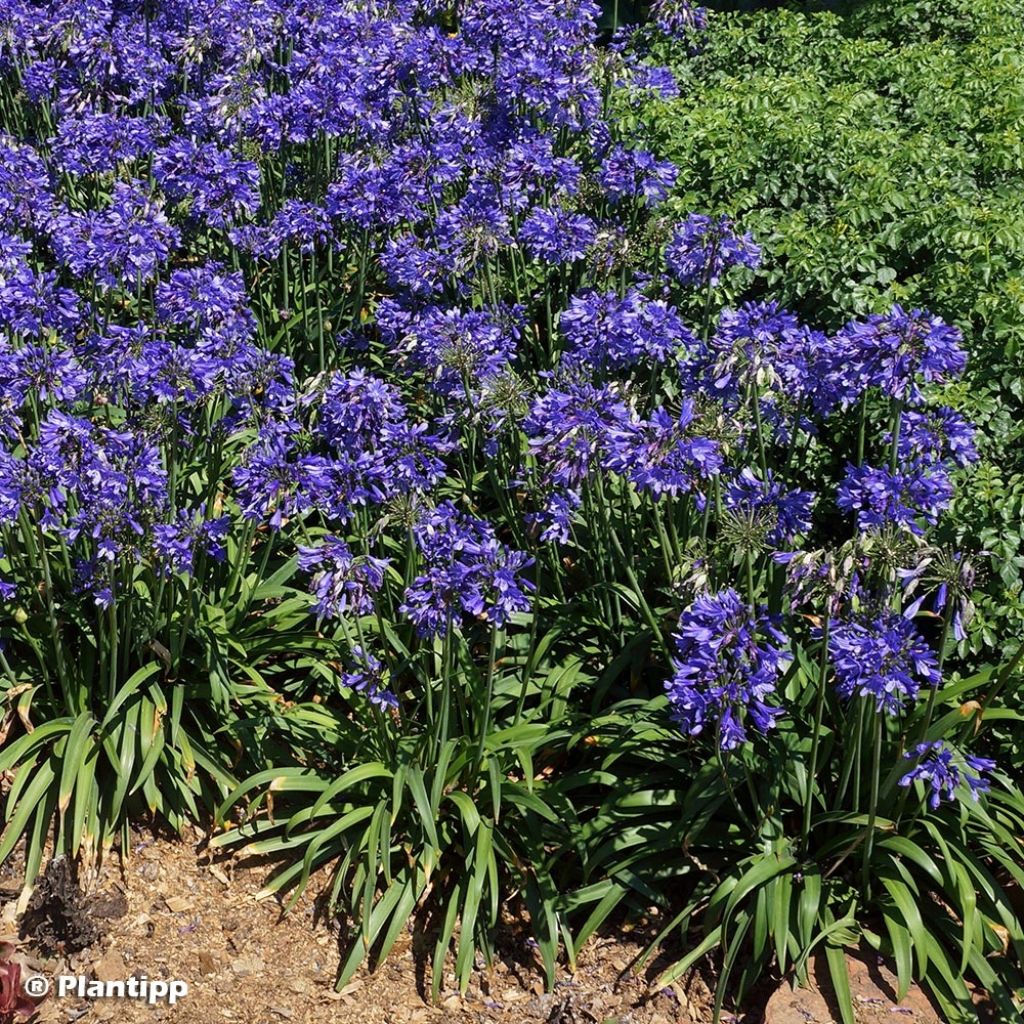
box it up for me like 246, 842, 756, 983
2, 827, 976, 1024
2, 827, 724, 1024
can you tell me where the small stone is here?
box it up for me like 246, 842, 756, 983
89, 892, 128, 920
288, 979, 310, 995
198, 952, 218, 975
269, 1007, 293, 1019
164, 896, 190, 913
208, 865, 230, 887
92, 952, 124, 983
230, 956, 265, 977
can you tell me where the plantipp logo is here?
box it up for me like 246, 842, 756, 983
24, 974, 188, 1005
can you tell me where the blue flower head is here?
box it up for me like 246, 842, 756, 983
828, 611, 941, 715
900, 741, 995, 809
666, 588, 789, 750
665, 214, 760, 288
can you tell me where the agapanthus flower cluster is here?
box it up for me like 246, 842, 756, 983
310, 369, 452, 509
899, 742, 995, 809
340, 646, 399, 711
53, 113, 165, 175
724, 468, 814, 546
298, 538, 390, 621
599, 146, 678, 206
519, 207, 597, 265
828, 611, 941, 715
899, 547, 979, 643
837, 460, 953, 535
650, 0, 710, 39
664, 214, 761, 287
400, 503, 533, 637
524, 378, 631, 491
232, 424, 332, 530
604, 402, 722, 498
701, 301, 843, 424
0, 262, 80, 337
831, 306, 967, 405
559, 289, 695, 371
0, 410, 168, 584
667, 588, 789, 750
51, 181, 180, 287
378, 302, 519, 401
891, 406, 978, 469
153, 140, 261, 228
153, 509, 231, 577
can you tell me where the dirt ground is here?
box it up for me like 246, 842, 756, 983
1, 828, 724, 1024
0, 828, 974, 1024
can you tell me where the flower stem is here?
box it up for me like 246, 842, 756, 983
801, 619, 830, 851
861, 712, 884, 898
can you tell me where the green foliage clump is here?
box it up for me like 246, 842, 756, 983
630, 1, 1024, 348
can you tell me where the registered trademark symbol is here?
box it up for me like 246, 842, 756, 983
24, 974, 51, 998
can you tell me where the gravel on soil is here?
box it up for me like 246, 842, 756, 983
2, 829, 721, 1024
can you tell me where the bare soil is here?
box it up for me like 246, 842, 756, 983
2, 828, 723, 1024
2, 830, 978, 1024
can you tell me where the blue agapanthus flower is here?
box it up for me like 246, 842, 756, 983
524, 377, 630, 490
152, 508, 230, 577
899, 549, 977, 643
724, 467, 814, 545
666, 588, 789, 750
5, 343, 88, 405
377, 301, 518, 400
51, 179, 180, 288
400, 502, 533, 637
598, 145, 678, 206
837, 460, 953, 535
899, 741, 995, 809
628, 65, 680, 100
832, 306, 967, 404
528, 488, 582, 546
297, 537, 390, 621
519, 206, 597, 265
664, 214, 761, 288
233, 423, 334, 530
560, 288, 696, 371
651, 0, 710, 38
340, 646, 399, 711
890, 406, 978, 469
828, 611, 941, 715
604, 402, 722, 498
